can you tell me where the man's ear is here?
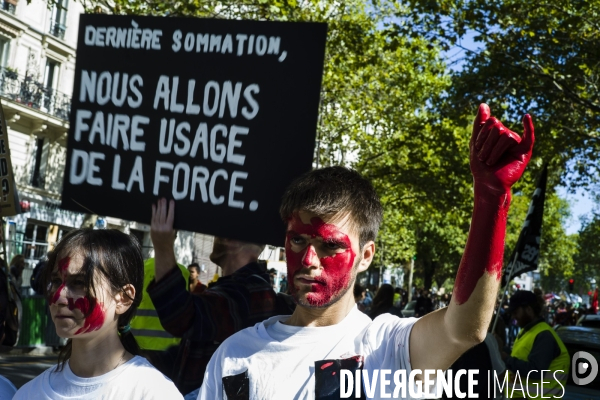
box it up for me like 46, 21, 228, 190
115, 284, 136, 315
356, 241, 376, 274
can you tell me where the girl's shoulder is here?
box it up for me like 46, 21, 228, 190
107, 356, 183, 399
14, 357, 183, 400
120, 356, 168, 377
13, 365, 57, 400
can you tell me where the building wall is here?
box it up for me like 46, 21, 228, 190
1, 1, 284, 291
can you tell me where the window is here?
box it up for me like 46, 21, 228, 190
0, 37, 9, 67
50, 0, 68, 40
30, 138, 48, 189
44, 59, 59, 90
0, 1, 17, 15
24, 222, 49, 260
42, 58, 60, 112
278, 247, 286, 262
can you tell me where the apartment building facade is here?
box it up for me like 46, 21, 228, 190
1, 0, 224, 287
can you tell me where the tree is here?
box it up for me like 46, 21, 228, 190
574, 213, 600, 293
401, 0, 600, 191
504, 192, 578, 293
60, 0, 472, 286
49, 0, 582, 292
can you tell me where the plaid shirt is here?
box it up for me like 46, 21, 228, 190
147, 261, 293, 394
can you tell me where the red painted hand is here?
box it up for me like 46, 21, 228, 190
470, 104, 535, 196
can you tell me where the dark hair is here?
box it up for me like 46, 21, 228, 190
10, 254, 25, 267
44, 229, 144, 371
353, 282, 364, 299
188, 263, 200, 272
279, 166, 383, 248
532, 289, 544, 316
369, 284, 395, 319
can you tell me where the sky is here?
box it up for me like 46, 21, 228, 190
557, 187, 595, 235
440, 31, 595, 235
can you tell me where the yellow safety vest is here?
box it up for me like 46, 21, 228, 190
130, 258, 189, 351
507, 321, 570, 398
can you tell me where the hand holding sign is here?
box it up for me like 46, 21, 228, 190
151, 198, 177, 282
151, 198, 176, 251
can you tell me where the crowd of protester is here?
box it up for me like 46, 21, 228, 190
4, 242, 597, 399
1, 148, 595, 398
353, 283, 451, 318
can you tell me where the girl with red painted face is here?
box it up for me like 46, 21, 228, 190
14, 229, 183, 400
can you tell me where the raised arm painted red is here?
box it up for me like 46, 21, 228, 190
454, 104, 534, 304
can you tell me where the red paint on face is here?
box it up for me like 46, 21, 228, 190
50, 257, 71, 305
50, 256, 105, 335
68, 297, 105, 335
286, 215, 356, 307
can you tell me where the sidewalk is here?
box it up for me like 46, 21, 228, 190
0, 347, 58, 389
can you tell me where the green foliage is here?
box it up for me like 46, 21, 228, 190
402, 0, 600, 191
46, 0, 586, 290
573, 214, 600, 293
505, 191, 578, 293
61, 0, 466, 287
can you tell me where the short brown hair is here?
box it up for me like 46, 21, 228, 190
279, 166, 383, 247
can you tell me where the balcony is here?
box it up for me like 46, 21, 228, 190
0, 66, 70, 121
0, 1, 16, 15
49, 19, 66, 40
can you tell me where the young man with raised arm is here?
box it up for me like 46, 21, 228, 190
198, 104, 535, 399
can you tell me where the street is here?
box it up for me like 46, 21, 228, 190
0, 353, 57, 389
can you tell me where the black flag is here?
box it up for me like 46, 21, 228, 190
502, 165, 548, 286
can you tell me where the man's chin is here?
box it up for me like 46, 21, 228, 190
292, 290, 344, 308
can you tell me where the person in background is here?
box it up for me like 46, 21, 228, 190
503, 290, 570, 398
13, 229, 183, 399
368, 284, 402, 319
443, 318, 506, 400
533, 287, 548, 322
353, 282, 366, 312
9, 255, 25, 288
198, 103, 535, 399
279, 274, 288, 294
28, 252, 67, 349
415, 288, 433, 317
187, 263, 207, 294
554, 301, 568, 326
148, 199, 294, 395
0, 261, 10, 345
566, 303, 577, 325
268, 268, 278, 289
30, 253, 50, 295
393, 287, 402, 307
130, 257, 189, 380
1, 256, 20, 347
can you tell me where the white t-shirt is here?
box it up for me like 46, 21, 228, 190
198, 306, 420, 399
13, 355, 183, 400
0, 375, 16, 399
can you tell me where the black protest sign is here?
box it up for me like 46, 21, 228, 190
502, 165, 548, 286
62, 15, 327, 246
